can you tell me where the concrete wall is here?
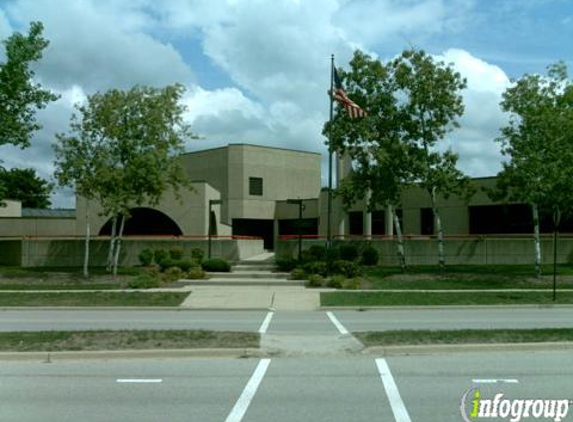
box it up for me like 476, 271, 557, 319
0, 218, 76, 237
276, 236, 573, 266
0, 200, 22, 217
0, 238, 264, 267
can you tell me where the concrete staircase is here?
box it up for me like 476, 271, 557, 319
178, 253, 304, 286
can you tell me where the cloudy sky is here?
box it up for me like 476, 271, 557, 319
0, 0, 572, 208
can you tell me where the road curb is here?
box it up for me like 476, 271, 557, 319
0, 307, 274, 311
322, 304, 573, 310
0, 347, 264, 361
363, 341, 573, 356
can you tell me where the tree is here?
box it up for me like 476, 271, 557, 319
0, 21, 58, 149
327, 51, 410, 271
0, 168, 53, 208
494, 62, 573, 281
54, 84, 194, 275
390, 49, 471, 271
0, 21, 58, 206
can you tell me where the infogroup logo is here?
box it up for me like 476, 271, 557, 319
460, 389, 572, 422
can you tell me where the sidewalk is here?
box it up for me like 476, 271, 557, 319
179, 285, 321, 310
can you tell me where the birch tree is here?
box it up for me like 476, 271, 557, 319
391, 49, 471, 271
326, 51, 410, 271
494, 62, 573, 278
55, 84, 194, 275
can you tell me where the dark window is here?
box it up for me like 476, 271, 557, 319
349, 211, 363, 235
469, 204, 531, 234
233, 218, 274, 249
372, 210, 385, 235
278, 218, 319, 236
249, 177, 263, 196
420, 207, 434, 235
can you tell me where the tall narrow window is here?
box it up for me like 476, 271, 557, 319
420, 207, 434, 235
249, 177, 263, 196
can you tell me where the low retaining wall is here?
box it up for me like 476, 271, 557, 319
0, 237, 265, 267
276, 236, 573, 266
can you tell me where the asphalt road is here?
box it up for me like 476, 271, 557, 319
2, 351, 572, 422
2, 307, 573, 332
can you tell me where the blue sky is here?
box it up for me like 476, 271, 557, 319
0, 0, 572, 207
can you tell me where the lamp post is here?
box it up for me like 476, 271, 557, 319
208, 199, 222, 259
287, 199, 305, 261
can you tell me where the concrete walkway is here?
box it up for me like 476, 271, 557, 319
180, 286, 321, 310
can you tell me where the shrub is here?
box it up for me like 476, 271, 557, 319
144, 264, 161, 278
306, 274, 324, 288
327, 275, 345, 289
307, 245, 326, 261
331, 260, 362, 278
153, 249, 169, 265
361, 246, 379, 266
138, 248, 154, 266
276, 258, 298, 272
303, 261, 328, 277
339, 244, 359, 261
290, 268, 307, 280
127, 274, 160, 289
191, 247, 204, 264
186, 267, 206, 280
201, 258, 231, 272
169, 247, 184, 260
343, 278, 361, 290
325, 247, 340, 262
159, 259, 196, 272
162, 266, 184, 282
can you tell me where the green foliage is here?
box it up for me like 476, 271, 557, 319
331, 260, 362, 278
169, 247, 184, 260
127, 274, 160, 289
290, 268, 308, 280
494, 62, 573, 227
307, 245, 326, 261
201, 258, 231, 272
339, 244, 359, 261
0, 168, 53, 208
190, 248, 204, 264
325, 247, 340, 262
153, 249, 169, 265
138, 248, 154, 266
276, 258, 298, 272
186, 267, 206, 280
361, 246, 379, 266
343, 278, 361, 290
306, 274, 324, 288
0, 22, 58, 150
327, 275, 346, 289
303, 261, 328, 277
159, 259, 196, 272
162, 266, 184, 283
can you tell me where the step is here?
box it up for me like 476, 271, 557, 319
232, 265, 276, 271
231, 261, 276, 267
207, 272, 290, 279
177, 279, 305, 286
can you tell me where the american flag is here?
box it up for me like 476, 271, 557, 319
332, 68, 367, 119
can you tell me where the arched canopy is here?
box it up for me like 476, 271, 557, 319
99, 207, 183, 236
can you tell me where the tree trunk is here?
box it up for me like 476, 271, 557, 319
392, 208, 406, 273
83, 200, 91, 278
532, 203, 541, 278
430, 187, 445, 271
113, 214, 126, 276
106, 215, 117, 272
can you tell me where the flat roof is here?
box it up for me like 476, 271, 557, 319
181, 143, 322, 157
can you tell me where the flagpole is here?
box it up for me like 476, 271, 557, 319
327, 54, 334, 249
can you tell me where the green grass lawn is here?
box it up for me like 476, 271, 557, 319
0, 330, 259, 352
358, 264, 573, 290
0, 291, 188, 307
0, 283, 122, 291
0, 265, 142, 279
355, 328, 573, 347
321, 290, 573, 307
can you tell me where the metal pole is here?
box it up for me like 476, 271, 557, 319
553, 227, 558, 302
298, 202, 303, 261
327, 54, 334, 249
208, 202, 212, 259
